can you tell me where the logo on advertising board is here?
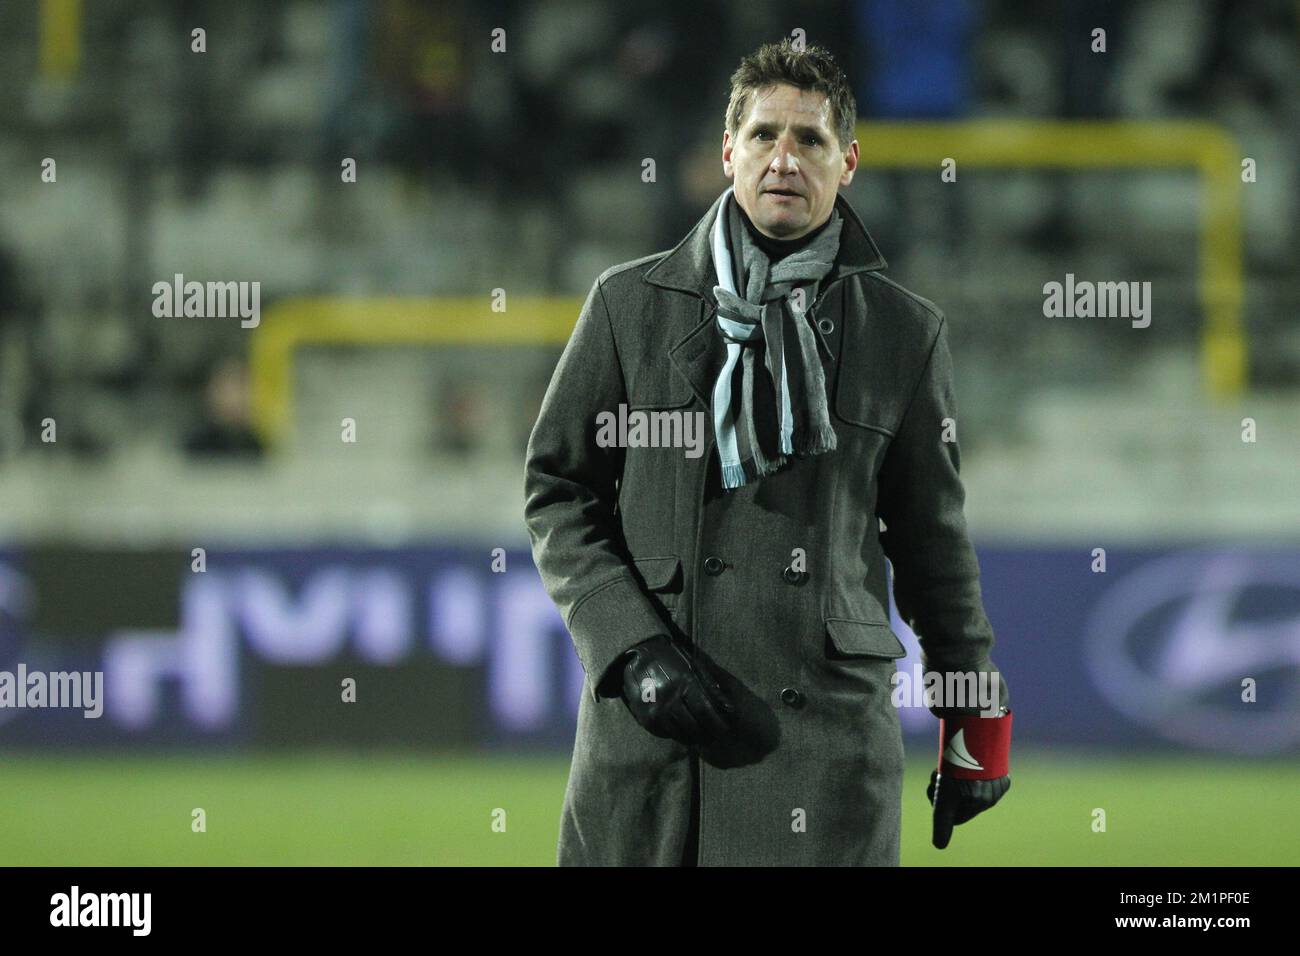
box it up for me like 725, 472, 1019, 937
1083, 549, 1300, 754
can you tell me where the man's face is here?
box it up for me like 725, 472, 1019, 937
722, 83, 859, 239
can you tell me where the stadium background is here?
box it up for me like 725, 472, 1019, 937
0, 0, 1297, 865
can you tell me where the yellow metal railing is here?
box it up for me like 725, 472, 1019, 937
40, 0, 82, 82
852, 120, 1245, 399
249, 121, 1247, 448
249, 297, 581, 447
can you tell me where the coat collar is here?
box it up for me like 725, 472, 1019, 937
652, 189, 888, 413
644, 188, 888, 300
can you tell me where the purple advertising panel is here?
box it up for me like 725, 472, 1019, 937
1, 543, 1295, 754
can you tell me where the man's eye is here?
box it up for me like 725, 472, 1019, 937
752, 130, 818, 144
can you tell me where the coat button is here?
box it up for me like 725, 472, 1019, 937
780, 687, 804, 708
782, 565, 806, 585
816, 317, 834, 334
703, 556, 725, 576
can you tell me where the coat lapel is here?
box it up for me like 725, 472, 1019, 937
647, 189, 889, 412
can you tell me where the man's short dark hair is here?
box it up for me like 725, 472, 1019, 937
725, 40, 857, 151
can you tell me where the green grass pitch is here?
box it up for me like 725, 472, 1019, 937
1, 747, 1294, 865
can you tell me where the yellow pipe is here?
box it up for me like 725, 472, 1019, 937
39, 0, 81, 82
249, 297, 581, 447
852, 121, 1246, 398
249, 121, 1248, 448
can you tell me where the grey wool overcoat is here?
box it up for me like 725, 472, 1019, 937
524, 189, 1001, 866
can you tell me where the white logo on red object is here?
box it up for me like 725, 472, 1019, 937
942, 728, 984, 771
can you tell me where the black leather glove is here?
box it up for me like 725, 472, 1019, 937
926, 668, 1010, 720
927, 770, 1011, 849
617, 635, 734, 746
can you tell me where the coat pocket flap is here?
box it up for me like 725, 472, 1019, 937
628, 391, 695, 411
632, 556, 682, 592
825, 618, 906, 659
628, 365, 696, 410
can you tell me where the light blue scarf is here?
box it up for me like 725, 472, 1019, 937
709, 186, 842, 490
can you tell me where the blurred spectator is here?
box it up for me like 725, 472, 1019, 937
183, 354, 265, 458
0, 247, 34, 461
856, 0, 977, 118
433, 379, 491, 456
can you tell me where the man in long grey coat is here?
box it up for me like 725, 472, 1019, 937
524, 40, 1011, 866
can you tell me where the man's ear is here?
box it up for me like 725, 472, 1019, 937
722, 129, 734, 178
839, 139, 859, 188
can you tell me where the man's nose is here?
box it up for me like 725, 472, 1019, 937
770, 137, 798, 173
